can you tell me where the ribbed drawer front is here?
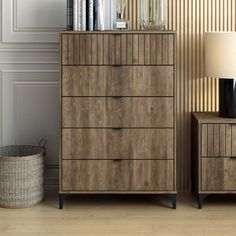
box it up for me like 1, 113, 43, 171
61, 33, 174, 65
202, 157, 236, 191
62, 97, 174, 128
62, 160, 174, 191
201, 124, 236, 157
62, 66, 174, 97
62, 128, 174, 160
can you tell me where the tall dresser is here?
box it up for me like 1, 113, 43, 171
59, 31, 176, 209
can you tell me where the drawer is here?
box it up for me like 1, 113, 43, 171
61, 33, 174, 65
62, 66, 174, 97
202, 157, 236, 191
201, 124, 236, 157
62, 160, 174, 191
62, 128, 174, 160
62, 97, 174, 128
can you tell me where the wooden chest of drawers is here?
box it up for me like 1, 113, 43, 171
192, 112, 236, 208
59, 31, 176, 209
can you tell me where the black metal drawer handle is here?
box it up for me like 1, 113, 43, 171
113, 127, 123, 130
112, 96, 122, 99
113, 159, 123, 162
112, 65, 122, 67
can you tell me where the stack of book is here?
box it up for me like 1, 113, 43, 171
67, 0, 109, 31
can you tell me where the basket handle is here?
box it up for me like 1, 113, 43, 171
39, 139, 47, 148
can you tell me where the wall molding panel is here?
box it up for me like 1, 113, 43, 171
0, 50, 59, 64
2, 0, 66, 43
1, 70, 59, 146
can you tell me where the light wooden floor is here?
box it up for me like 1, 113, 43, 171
0, 193, 236, 236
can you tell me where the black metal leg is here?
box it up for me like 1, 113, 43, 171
59, 194, 65, 209
198, 194, 208, 209
167, 194, 177, 209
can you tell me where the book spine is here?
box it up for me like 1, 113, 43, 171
67, 0, 73, 30
94, 0, 97, 30
86, 0, 94, 31
73, 0, 78, 30
77, 0, 86, 31
81, 0, 86, 31
77, 0, 81, 30
95, 0, 105, 30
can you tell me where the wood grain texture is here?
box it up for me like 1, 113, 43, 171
193, 112, 236, 194
202, 158, 236, 191
60, 31, 176, 195
61, 35, 68, 65
61, 33, 174, 66
231, 125, 236, 157
191, 114, 200, 193
201, 124, 208, 157
3, 193, 236, 235
62, 160, 174, 191
62, 97, 174, 128
200, 121, 236, 157
62, 129, 174, 160
62, 66, 174, 97
193, 112, 236, 124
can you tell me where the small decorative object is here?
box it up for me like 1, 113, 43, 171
140, 0, 166, 30
113, 0, 129, 30
0, 139, 47, 208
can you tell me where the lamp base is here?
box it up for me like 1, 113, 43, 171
219, 78, 236, 118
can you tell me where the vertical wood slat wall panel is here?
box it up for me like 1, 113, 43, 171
127, 0, 236, 192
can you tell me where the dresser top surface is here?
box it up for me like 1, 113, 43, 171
60, 30, 176, 35
193, 112, 236, 124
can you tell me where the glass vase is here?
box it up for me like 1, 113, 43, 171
140, 0, 166, 30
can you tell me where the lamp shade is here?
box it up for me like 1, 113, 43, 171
205, 32, 236, 78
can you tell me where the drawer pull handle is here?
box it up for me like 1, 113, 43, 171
112, 96, 122, 99
112, 65, 122, 67
231, 156, 236, 158
113, 127, 123, 130
113, 159, 123, 162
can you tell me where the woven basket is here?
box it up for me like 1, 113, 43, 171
0, 139, 46, 208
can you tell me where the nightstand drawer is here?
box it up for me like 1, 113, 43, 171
62, 160, 174, 191
61, 33, 174, 65
62, 66, 174, 97
62, 97, 174, 128
202, 157, 236, 191
62, 128, 174, 160
201, 124, 236, 157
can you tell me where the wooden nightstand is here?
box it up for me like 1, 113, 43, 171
192, 112, 236, 208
